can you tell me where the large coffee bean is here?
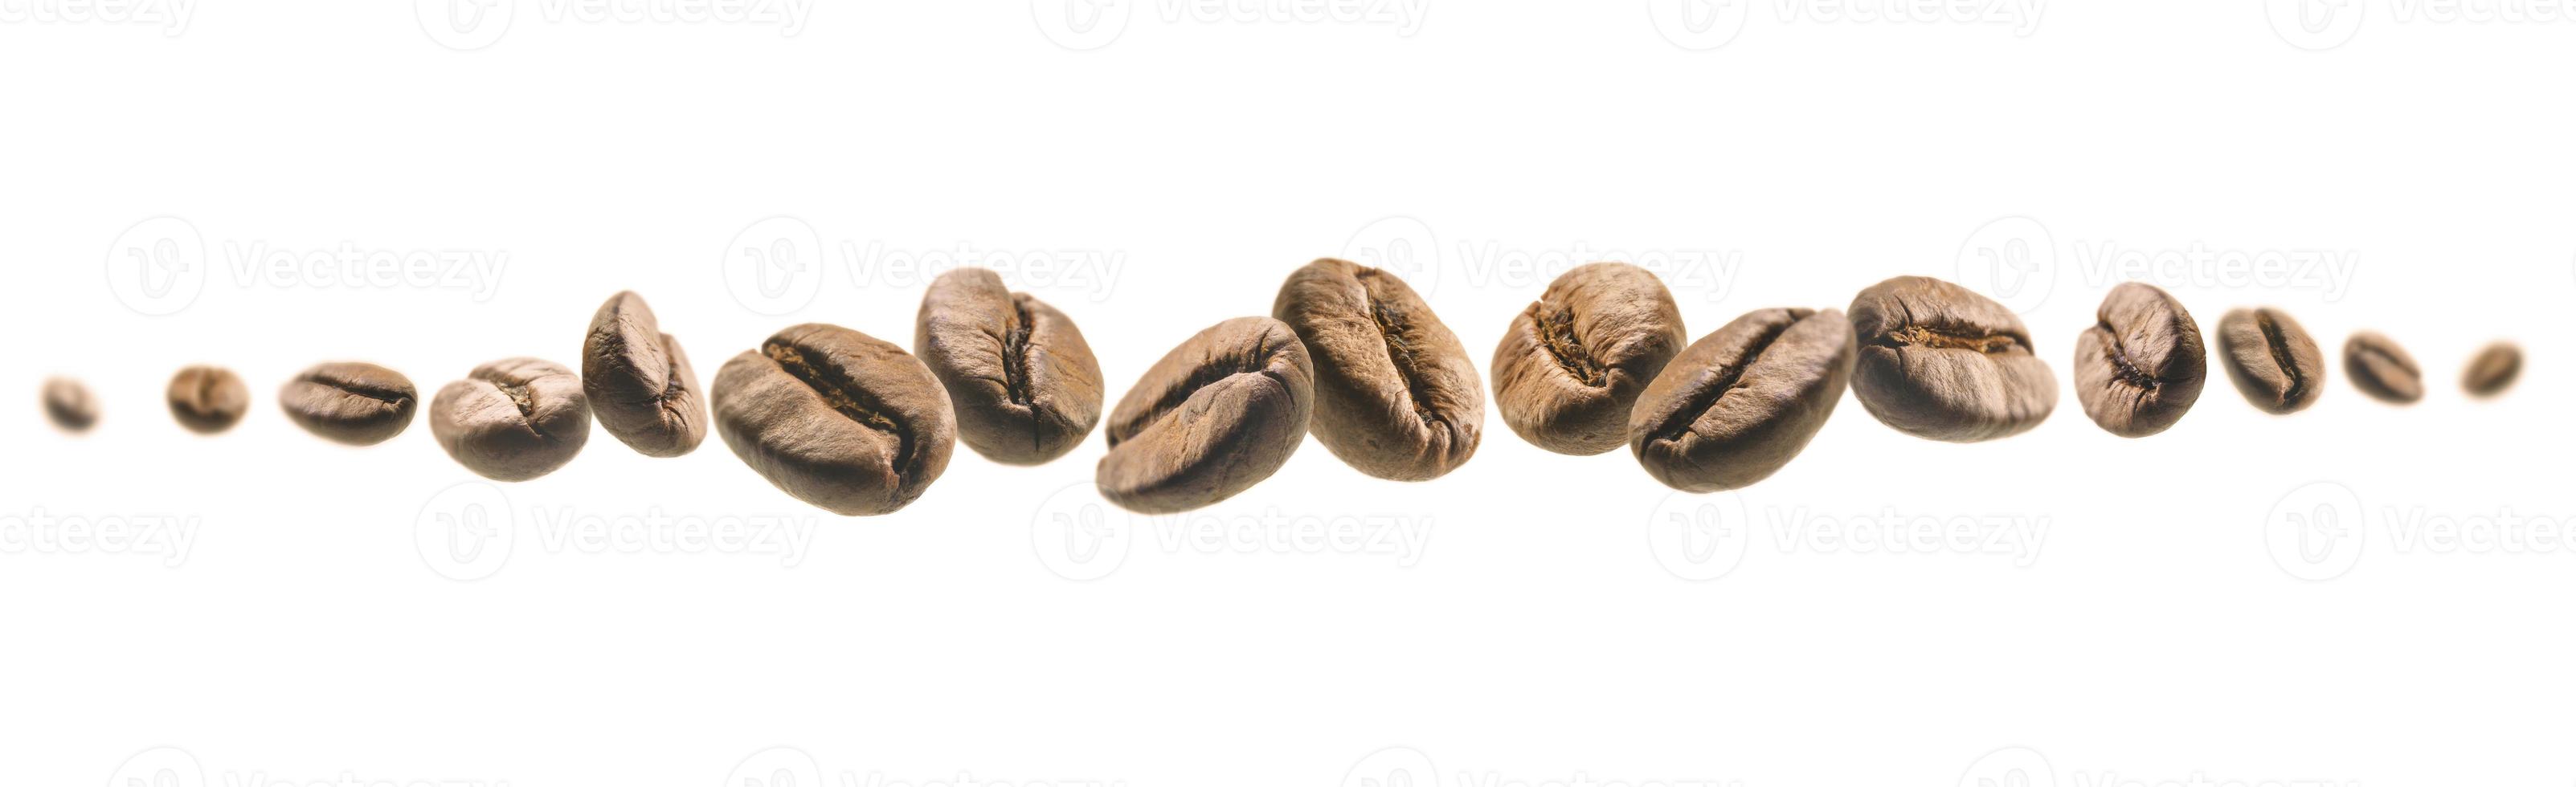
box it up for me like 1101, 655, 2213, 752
711, 324, 956, 516
914, 269, 1103, 466
1846, 276, 2056, 442
2072, 283, 2206, 438
167, 365, 249, 434
1629, 308, 1854, 492
2463, 342, 2522, 398
2344, 331, 2423, 405
43, 377, 98, 433
429, 358, 591, 481
582, 291, 708, 458
1272, 258, 1481, 480
279, 361, 418, 446
1097, 316, 1313, 514
2214, 308, 2325, 414
1491, 262, 1687, 455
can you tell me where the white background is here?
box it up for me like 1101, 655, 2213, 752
4, 1, 2573, 785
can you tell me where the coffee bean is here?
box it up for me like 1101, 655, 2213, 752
2343, 331, 2423, 405
1629, 308, 1854, 492
582, 291, 708, 458
1272, 258, 1482, 480
2072, 283, 2206, 438
167, 365, 249, 434
2464, 341, 2522, 398
430, 358, 592, 481
711, 324, 956, 516
1098, 316, 1313, 513
914, 269, 1103, 466
1491, 263, 1687, 455
2214, 308, 2325, 414
43, 377, 98, 433
279, 362, 417, 446
1847, 275, 2057, 442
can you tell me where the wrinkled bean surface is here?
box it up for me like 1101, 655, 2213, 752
1273, 258, 1481, 480
1629, 308, 1854, 492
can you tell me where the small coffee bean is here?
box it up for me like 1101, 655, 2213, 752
2343, 331, 2423, 405
583, 291, 708, 458
43, 377, 98, 433
2214, 308, 2325, 414
1097, 316, 1313, 514
2463, 341, 2522, 398
430, 358, 592, 481
2072, 283, 2206, 438
167, 365, 249, 434
1273, 258, 1482, 480
914, 269, 1104, 466
1847, 276, 2057, 442
711, 324, 956, 516
279, 362, 418, 446
1491, 262, 1687, 455
1629, 308, 1854, 492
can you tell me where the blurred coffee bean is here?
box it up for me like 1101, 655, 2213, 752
2344, 332, 2424, 405
2214, 308, 2325, 414
280, 361, 418, 446
167, 365, 249, 434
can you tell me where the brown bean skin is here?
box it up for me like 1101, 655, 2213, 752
1097, 317, 1313, 514
429, 358, 592, 481
2214, 308, 2325, 414
1490, 263, 1687, 456
2463, 342, 2521, 398
2072, 283, 2206, 438
1846, 276, 2057, 442
914, 269, 1105, 466
1629, 308, 1854, 493
1273, 258, 1482, 481
583, 291, 709, 458
43, 377, 99, 433
2344, 331, 2423, 405
280, 361, 419, 446
712, 324, 956, 516
167, 365, 250, 434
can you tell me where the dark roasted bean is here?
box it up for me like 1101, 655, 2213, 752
1491, 263, 1686, 455
280, 362, 418, 446
2072, 283, 2206, 438
429, 358, 592, 481
1273, 258, 1481, 480
711, 324, 956, 516
915, 269, 1104, 466
1846, 276, 2057, 442
2215, 308, 2325, 414
583, 291, 708, 458
1629, 308, 1854, 492
1097, 317, 1313, 513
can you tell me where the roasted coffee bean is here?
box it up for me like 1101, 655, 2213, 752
429, 358, 592, 481
1846, 276, 2057, 442
1272, 258, 1481, 480
279, 362, 417, 446
583, 291, 708, 458
2214, 308, 2325, 414
167, 365, 249, 434
914, 269, 1103, 466
2344, 332, 2423, 405
711, 324, 956, 516
1098, 317, 1313, 513
1629, 308, 1854, 492
1491, 262, 1686, 455
2072, 283, 2206, 438
2464, 341, 2522, 398
43, 377, 98, 433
